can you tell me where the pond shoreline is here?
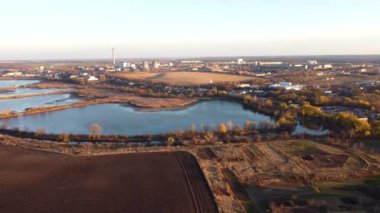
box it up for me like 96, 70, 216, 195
0, 90, 72, 101
0, 96, 201, 118
0, 100, 279, 135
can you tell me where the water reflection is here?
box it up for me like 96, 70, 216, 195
0, 94, 79, 112
0, 80, 39, 88
0, 100, 327, 136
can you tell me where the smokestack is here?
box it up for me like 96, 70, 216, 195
143, 61, 151, 72
112, 48, 115, 65
152, 61, 160, 70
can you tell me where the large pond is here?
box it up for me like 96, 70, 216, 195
0, 100, 326, 136
0, 94, 80, 112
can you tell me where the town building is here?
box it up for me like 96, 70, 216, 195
269, 82, 304, 91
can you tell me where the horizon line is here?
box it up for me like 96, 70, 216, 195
1, 54, 380, 63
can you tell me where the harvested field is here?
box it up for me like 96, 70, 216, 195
196, 147, 217, 160
0, 145, 217, 213
116, 72, 159, 80
117, 71, 255, 86
302, 153, 349, 168
193, 140, 380, 212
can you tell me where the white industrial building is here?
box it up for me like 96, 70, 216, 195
269, 82, 303, 91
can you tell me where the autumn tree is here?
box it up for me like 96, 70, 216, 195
370, 121, 380, 137
264, 99, 274, 108
279, 102, 288, 112
335, 112, 371, 137
299, 102, 323, 117
315, 95, 330, 105
276, 116, 293, 127
219, 123, 228, 135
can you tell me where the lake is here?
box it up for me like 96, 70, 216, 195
0, 100, 326, 136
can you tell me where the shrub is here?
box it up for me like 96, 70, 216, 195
167, 137, 175, 146
219, 123, 228, 135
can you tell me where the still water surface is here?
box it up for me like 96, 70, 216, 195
0, 88, 61, 97
0, 80, 39, 88
0, 94, 80, 112
0, 80, 68, 97
0, 100, 327, 136
0, 100, 274, 135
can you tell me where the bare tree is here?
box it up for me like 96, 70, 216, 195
189, 124, 197, 135
167, 137, 175, 146
60, 133, 70, 143
36, 128, 46, 136
245, 120, 251, 131
89, 123, 103, 139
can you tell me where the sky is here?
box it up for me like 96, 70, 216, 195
1, 0, 380, 60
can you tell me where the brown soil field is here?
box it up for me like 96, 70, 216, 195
0, 145, 217, 213
117, 72, 255, 86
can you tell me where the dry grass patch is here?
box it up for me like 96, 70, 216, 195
117, 71, 255, 86
116, 72, 159, 80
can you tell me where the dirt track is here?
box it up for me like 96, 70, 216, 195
0, 145, 217, 213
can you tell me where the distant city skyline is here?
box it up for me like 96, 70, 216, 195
1, 0, 380, 60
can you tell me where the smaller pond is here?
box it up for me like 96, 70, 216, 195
292, 123, 329, 136
0, 80, 70, 98
0, 88, 63, 97
0, 80, 39, 88
0, 94, 80, 113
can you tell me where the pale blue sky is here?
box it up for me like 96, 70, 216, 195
1, 0, 379, 59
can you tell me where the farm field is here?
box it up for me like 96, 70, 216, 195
116, 71, 255, 86
0, 145, 217, 213
194, 140, 380, 212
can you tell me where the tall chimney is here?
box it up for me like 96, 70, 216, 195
112, 48, 115, 65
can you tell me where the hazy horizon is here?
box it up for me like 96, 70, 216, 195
2, 54, 380, 63
1, 0, 380, 60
